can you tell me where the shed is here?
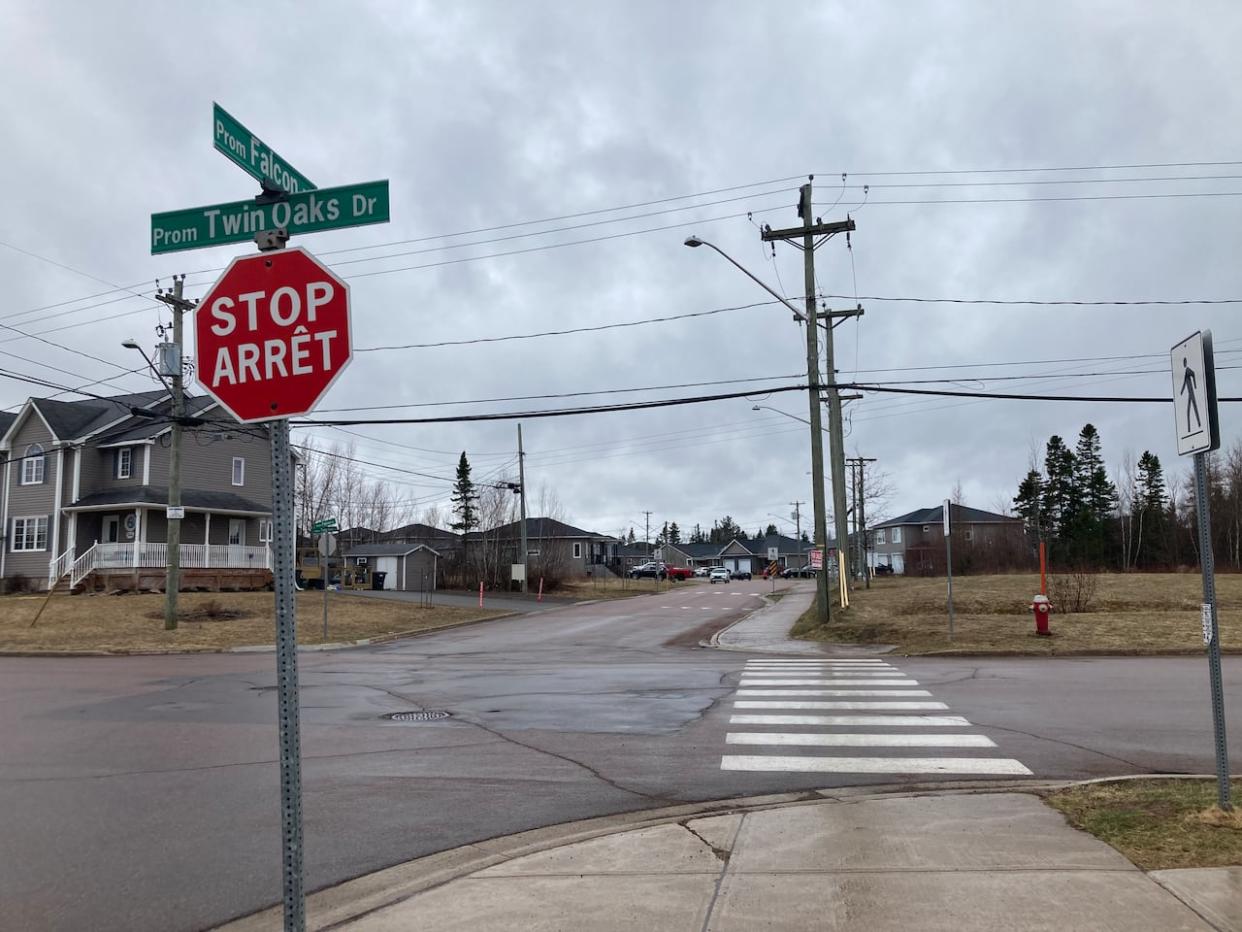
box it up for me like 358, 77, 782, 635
343, 542, 439, 591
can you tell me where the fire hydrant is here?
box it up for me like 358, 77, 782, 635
1031, 594, 1052, 636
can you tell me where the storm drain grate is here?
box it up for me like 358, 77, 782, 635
383, 710, 450, 722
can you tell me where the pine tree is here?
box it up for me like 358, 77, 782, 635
627, 527, 636, 544
668, 522, 681, 544
1013, 469, 1046, 538
1042, 436, 1076, 538
450, 452, 478, 533
764, 523, 778, 537
689, 523, 705, 544
1075, 424, 1116, 522
1135, 451, 1167, 566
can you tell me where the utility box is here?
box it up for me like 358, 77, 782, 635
156, 342, 181, 378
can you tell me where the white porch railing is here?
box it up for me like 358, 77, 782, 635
72, 542, 271, 585
48, 547, 75, 588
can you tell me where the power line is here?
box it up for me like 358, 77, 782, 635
820, 293, 1242, 307
818, 159, 1242, 177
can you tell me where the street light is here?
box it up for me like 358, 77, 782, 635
752, 404, 814, 429
687, 235, 832, 625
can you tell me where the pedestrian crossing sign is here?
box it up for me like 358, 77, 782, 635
1170, 330, 1219, 457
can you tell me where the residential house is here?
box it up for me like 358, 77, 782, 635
468, 517, 619, 580
869, 504, 1027, 575
717, 534, 813, 575
343, 542, 439, 591
381, 521, 463, 559
1, 391, 277, 592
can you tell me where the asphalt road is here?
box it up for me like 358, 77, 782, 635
1, 580, 1238, 932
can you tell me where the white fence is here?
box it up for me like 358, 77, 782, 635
69, 542, 271, 587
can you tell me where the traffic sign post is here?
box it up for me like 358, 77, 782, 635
1170, 330, 1231, 811
944, 498, 954, 643
151, 179, 389, 254
318, 532, 337, 640
213, 103, 317, 194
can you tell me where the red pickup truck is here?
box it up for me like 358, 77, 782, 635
665, 564, 693, 581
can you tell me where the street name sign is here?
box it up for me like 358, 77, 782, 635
312, 518, 338, 533
194, 247, 352, 422
213, 103, 316, 193
151, 179, 390, 254
1170, 330, 1220, 456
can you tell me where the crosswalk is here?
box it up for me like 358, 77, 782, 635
719, 658, 1032, 776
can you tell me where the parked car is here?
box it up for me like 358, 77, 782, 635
781, 566, 816, 579
694, 566, 709, 577
874, 563, 895, 577
628, 561, 667, 580
730, 568, 753, 581
708, 567, 731, 584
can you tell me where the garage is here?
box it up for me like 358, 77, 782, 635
343, 543, 440, 591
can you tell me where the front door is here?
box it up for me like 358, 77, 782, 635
103, 516, 120, 544
228, 519, 245, 564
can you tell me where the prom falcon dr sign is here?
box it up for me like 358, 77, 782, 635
195, 247, 351, 423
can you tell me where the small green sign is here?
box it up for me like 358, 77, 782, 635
151, 180, 390, 254
213, 103, 316, 193
312, 519, 338, 532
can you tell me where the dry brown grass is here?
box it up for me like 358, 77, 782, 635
1047, 779, 1242, 870
0, 590, 504, 653
794, 573, 1242, 655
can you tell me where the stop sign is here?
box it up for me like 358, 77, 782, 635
194, 247, 351, 423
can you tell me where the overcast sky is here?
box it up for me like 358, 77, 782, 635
2, 1, 1241, 541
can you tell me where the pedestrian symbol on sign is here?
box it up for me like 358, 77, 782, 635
1169, 331, 1219, 457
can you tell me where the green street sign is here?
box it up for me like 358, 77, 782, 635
312, 518, 338, 532
150, 179, 390, 254
213, 103, 316, 193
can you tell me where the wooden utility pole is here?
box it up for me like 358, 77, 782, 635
847, 457, 877, 588
517, 424, 529, 593
762, 180, 857, 611
155, 275, 195, 630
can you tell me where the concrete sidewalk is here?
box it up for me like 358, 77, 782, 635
223, 786, 1238, 931
711, 581, 892, 655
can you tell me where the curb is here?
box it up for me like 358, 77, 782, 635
217, 774, 1172, 931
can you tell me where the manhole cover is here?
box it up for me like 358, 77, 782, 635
383, 710, 450, 722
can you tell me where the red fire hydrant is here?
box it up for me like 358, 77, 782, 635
1031, 594, 1052, 636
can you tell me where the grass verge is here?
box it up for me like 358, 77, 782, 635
1046, 779, 1242, 870
0, 591, 504, 653
793, 573, 1242, 655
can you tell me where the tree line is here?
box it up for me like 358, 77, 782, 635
1013, 423, 1242, 571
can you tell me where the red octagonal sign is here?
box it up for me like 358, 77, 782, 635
195, 247, 351, 423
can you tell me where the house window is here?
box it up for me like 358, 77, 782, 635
258, 520, 272, 543
20, 444, 44, 485
573, 542, 582, 559
228, 518, 244, 546
116, 447, 132, 479
876, 529, 886, 544
11, 516, 48, 552
922, 525, 930, 533
965, 528, 974, 542
231, 457, 245, 486
892, 528, 902, 544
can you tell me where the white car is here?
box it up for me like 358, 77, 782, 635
708, 567, 731, 584
694, 567, 709, 577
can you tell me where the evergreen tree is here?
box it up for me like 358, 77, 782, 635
1042, 436, 1076, 538
450, 452, 478, 533
764, 523, 779, 537
1013, 469, 1046, 538
668, 522, 681, 544
689, 523, 705, 544
710, 516, 743, 544
1135, 451, 1167, 566
1074, 424, 1116, 522
627, 527, 636, 544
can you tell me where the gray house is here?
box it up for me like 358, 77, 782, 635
469, 517, 619, 579
870, 504, 1026, 575
1, 391, 277, 592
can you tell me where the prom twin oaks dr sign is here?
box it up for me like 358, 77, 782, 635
195, 248, 351, 422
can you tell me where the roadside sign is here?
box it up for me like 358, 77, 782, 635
166, 505, 185, 520
1201, 603, 1214, 646
1170, 330, 1220, 456
809, 548, 823, 570
151, 179, 390, 254
213, 103, 316, 193
317, 533, 337, 558
943, 499, 951, 537
767, 546, 779, 560
312, 518, 338, 533
194, 247, 352, 422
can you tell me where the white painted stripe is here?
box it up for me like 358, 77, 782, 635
729, 714, 971, 726
734, 700, 949, 711
726, 733, 998, 748
740, 679, 919, 686
720, 756, 1033, 775
736, 689, 933, 697
745, 661, 888, 666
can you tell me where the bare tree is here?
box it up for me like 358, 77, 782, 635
1116, 449, 1137, 571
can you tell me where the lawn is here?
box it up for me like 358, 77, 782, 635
0, 590, 505, 653
793, 572, 1242, 655
1046, 779, 1242, 870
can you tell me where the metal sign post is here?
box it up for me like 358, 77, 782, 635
317, 531, 336, 640
944, 498, 954, 642
1170, 330, 1230, 811
269, 418, 305, 927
